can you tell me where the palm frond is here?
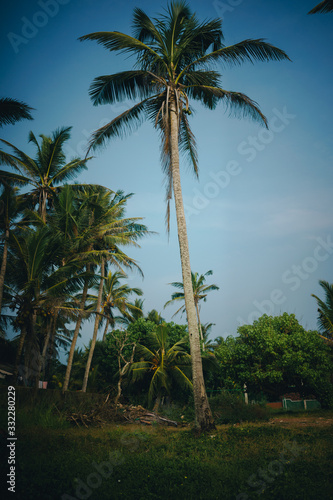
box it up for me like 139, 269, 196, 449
0, 97, 34, 127
179, 113, 198, 177
0, 138, 40, 179
86, 99, 151, 154
308, 0, 333, 13
89, 71, 157, 106
79, 31, 166, 72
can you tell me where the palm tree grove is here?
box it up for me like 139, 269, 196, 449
0, 2, 332, 499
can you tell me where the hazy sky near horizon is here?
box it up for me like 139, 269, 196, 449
1, 0, 333, 352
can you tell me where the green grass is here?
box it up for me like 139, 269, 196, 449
1, 405, 332, 500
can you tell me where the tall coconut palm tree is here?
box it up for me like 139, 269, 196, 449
5, 225, 82, 386
0, 126, 89, 222
52, 185, 147, 392
0, 97, 34, 127
312, 280, 333, 339
79, 1, 289, 430
309, 1, 333, 13
146, 309, 164, 325
130, 324, 192, 411
164, 270, 219, 350
87, 270, 143, 341
77, 189, 148, 392
0, 184, 24, 315
129, 297, 145, 323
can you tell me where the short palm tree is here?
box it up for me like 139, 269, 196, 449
0, 127, 89, 221
0, 97, 34, 127
130, 324, 192, 411
165, 270, 219, 349
312, 280, 333, 339
79, 1, 289, 430
308, 1, 333, 13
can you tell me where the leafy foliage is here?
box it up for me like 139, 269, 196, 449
215, 313, 333, 406
312, 280, 333, 339
0, 97, 34, 127
79, 1, 289, 226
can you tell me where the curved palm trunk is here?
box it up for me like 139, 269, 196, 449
82, 258, 105, 392
63, 275, 89, 392
0, 228, 9, 315
169, 97, 214, 431
195, 300, 205, 351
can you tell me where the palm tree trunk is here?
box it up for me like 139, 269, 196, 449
169, 96, 215, 431
82, 258, 105, 392
0, 228, 9, 315
153, 393, 161, 413
38, 318, 52, 383
63, 275, 89, 392
102, 318, 110, 342
40, 189, 48, 223
195, 300, 205, 351
14, 324, 27, 381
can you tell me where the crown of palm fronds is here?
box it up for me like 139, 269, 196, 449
79, 1, 290, 229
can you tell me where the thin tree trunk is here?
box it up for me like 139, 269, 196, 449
114, 335, 136, 405
102, 318, 110, 342
82, 258, 105, 392
63, 276, 89, 392
0, 228, 9, 315
169, 96, 215, 431
195, 301, 205, 351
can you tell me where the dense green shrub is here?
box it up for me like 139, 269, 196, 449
209, 390, 270, 424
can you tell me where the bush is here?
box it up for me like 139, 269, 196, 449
209, 390, 270, 424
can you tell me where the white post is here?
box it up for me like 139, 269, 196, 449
244, 383, 248, 405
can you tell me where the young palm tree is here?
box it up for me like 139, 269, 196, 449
0, 127, 89, 222
79, 1, 289, 430
308, 1, 333, 13
0, 97, 34, 127
130, 324, 192, 411
164, 270, 219, 350
312, 280, 333, 339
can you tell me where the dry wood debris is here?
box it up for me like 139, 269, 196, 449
62, 398, 178, 428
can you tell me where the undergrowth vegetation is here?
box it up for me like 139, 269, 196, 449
0, 390, 332, 499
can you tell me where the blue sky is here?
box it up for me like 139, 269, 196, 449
1, 0, 333, 351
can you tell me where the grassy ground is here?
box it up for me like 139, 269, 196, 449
1, 405, 332, 500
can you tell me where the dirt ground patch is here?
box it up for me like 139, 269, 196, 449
268, 416, 333, 428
